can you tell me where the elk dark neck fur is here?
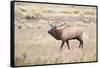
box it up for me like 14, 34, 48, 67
53, 29, 63, 40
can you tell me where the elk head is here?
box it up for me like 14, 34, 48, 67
48, 21, 65, 40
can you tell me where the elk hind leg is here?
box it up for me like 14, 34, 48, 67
78, 37, 83, 48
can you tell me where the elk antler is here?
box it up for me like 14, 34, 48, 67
57, 22, 66, 27
48, 21, 55, 27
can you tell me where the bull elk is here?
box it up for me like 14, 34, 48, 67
48, 22, 83, 51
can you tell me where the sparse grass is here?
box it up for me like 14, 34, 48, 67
15, 52, 96, 66
84, 11, 95, 16
15, 53, 31, 66
15, 54, 62, 66
74, 10, 80, 14
15, 4, 96, 19
42, 10, 55, 14
61, 11, 72, 14
18, 25, 22, 29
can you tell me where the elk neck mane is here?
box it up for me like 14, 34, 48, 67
54, 28, 64, 40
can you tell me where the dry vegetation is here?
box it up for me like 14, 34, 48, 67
14, 2, 97, 66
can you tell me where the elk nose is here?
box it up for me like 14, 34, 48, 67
48, 31, 50, 34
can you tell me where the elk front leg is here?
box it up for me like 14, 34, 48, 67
66, 40, 70, 50
78, 37, 83, 48
60, 41, 65, 51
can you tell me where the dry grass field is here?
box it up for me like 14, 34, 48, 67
14, 2, 97, 66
